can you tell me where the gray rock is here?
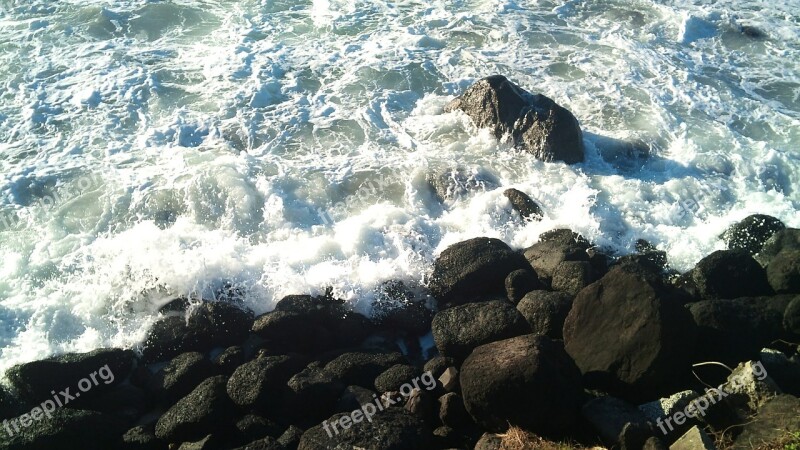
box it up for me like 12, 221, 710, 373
551, 260, 593, 295
226, 355, 307, 408
155, 376, 234, 443
503, 188, 543, 221
516, 290, 573, 339
669, 426, 716, 450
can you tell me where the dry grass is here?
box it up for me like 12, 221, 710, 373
497, 426, 606, 450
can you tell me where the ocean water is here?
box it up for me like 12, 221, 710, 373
0, 0, 798, 372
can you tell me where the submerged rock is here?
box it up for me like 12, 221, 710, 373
503, 188, 543, 221
446, 75, 585, 164
427, 167, 499, 204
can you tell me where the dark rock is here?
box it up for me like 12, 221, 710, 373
148, 352, 215, 402
234, 415, 284, 444
551, 260, 593, 295
563, 267, 696, 400
732, 395, 800, 450
159, 297, 192, 313
642, 436, 668, 450
785, 296, 800, 335
755, 228, 800, 266
633, 239, 668, 270
429, 237, 532, 306
0, 408, 128, 450
212, 346, 245, 375
226, 354, 307, 409
439, 367, 459, 392
120, 425, 161, 450
460, 334, 583, 436
516, 290, 574, 339
188, 301, 254, 348
285, 364, 345, 423
504, 269, 542, 304
677, 250, 772, 300
688, 295, 794, 365
581, 396, 654, 449
79, 384, 147, 422
474, 432, 502, 450
767, 250, 800, 294
739, 25, 768, 39
370, 280, 433, 335
323, 352, 406, 388
154, 375, 233, 443
427, 167, 499, 203
0, 385, 28, 421
431, 425, 475, 449
403, 388, 436, 422
503, 188, 543, 221
297, 408, 431, 450
231, 436, 282, 450
523, 235, 590, 287
760, 348, 800, 396
178, 434, 223, 450
445, 75, 585, 164
334, 385, 378, 413
423, 356, 457, 381
141, 316, 196, 363
374, 364, 422, 393
722, 214, 785, 255
277, 425, 304, 450
5, 348, 135, 405
432, 300, 531, 361
438, 392, 473, 428
615, 254, 670, 281
539, 229, 590, 246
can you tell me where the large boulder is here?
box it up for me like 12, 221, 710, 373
226, 354, 308, 409
445, 75, 585, 164
428, 237, 532, 306
154, 376, 234, 443
0, 408, 128, 450
5, 348, 135, 405
563, 267, 696, 400
323, 352, 406, 389
516, 291, 574, 339
677, 250, 772, 300
147, 352, 215, 402
523, 231, 592, 287
298, 408, 431, 450
459, 334, 584, 436
370, 280, 433, 335
688, 295, 794, 365
722, 214, 785, 255
504, 269, 542, 304
755, 228, 800, 266
766, 250, 800, 294
432, 300, 531, 361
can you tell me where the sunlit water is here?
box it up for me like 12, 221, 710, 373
0, 0, 798, 372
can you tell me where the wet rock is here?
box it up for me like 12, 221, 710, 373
581, 396, 654, 449
634, 239, 669, 269
503, 188, 543, 221
677, 250, 772, 300
212, 346, 245, 376
374, 364, 421, 393
732, 395, 800, 450
155, 375, 234, 443
429, 237, 532, 306
370, 280, 433, 335
504, 268, 542, 304
563, 267, 696, 400
551, 260, 593, 295
5, 348, 135, 405
722, 214, 785, 254
516, 290, 573, 339
148, 352, 215, 402
297, 408, 431, 450
427, 167, 499, 203
445, 75, 585, 164
766, 250, 800, 294
755, 228, 800, 267
432, 300, 531, 361
226, 354, 308, 409
688, 295, 794, 365
323, 352, 406, 388
523, 232, 591, 287
460, 334, 583, 436
0, 408, 128, 450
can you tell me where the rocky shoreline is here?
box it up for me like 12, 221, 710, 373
0, 212, 798, 450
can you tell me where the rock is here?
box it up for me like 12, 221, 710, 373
334, 385, 378, 413
760, 348, 800, 396
370, 281, 433, 335
79, 384, 147, 422
678, 250, 772, 300
503, 188, 543, 221
0, 408, 128, 450
638, 391, 700, 441
188, 301, 254, 349
5, 348, 135, 405
155, 375, 233, 443
755, 228, 800, 266
234, 415, 284, 445
551, 260, 593, 295
581, 396, 654, 449
120, 425, 161, 450
141, 316, 197, 364
739, 25, 768, 39
474, 432, 503, 450
439, 367, 459, 392
323, 352, 406, 388
719, 361, 781, 416
423, 356, 457, 380
432, 300, 531, 361
297, 408, 431, 450
688, 295, 794, 365
460, 334, 583, 435
732, 395, 800, 449
722, 214, 785, 255
212, 346, 245, 375
516, 290, 573, 339
226, 355, 307, 409
427, 167, 499, 203
766, 250, 800, 294
231, 436, 282, 450
785, 296, 800, 335
438, 392, 473, 428
277, 425, 304, 450
403, 388, 436, 422
669, 425, 715, 450
429, 237, 532, 306
178, 434, 223, 450
644, 437, 669, 450
539, 229, 591, 246
430, 425, 475, 448
148, 352, 215, 402
445, 75, 585, 164
504, 269, 542, 304
563, 267, 696, 400
634, 239, 669, 270
285, 364, 346, 423
374, 364, 421, 393
523, 234, 591, 287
